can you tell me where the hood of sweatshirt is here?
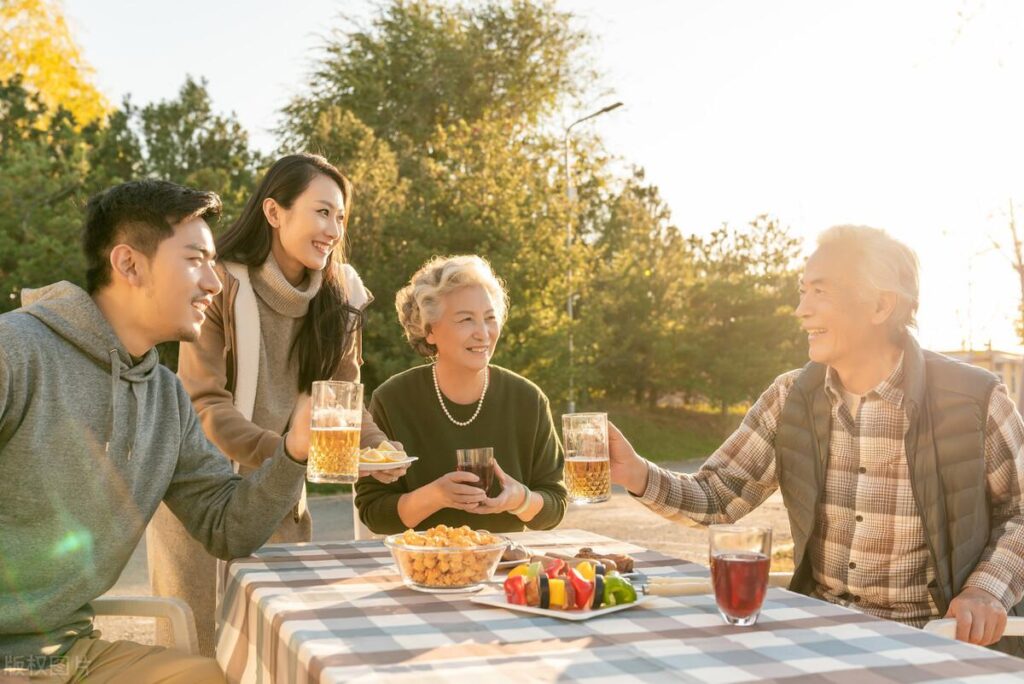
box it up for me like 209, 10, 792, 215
21, 281, 159, 457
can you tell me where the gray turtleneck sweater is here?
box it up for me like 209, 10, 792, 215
0, 282, 306, 662
250, 254, 323, 439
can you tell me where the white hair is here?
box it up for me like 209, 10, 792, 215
395, 254, 510, 357
816, 225, 920, 340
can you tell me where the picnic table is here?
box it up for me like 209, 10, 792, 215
216, 529, 1024, 683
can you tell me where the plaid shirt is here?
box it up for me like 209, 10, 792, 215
637, 356, 1024, 626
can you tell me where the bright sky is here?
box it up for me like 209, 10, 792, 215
64, 0, 1024, 353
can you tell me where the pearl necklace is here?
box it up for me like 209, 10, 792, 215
432, 363, 489, 427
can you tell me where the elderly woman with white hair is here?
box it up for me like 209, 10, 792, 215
355, 255, 567, 533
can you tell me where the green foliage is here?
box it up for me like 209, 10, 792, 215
280, 0, 808, 411
0, 77, 89, 310
576, 169, 692, 407
679, 216, 806, 412
281, 0, 592, 399
0, 74, 261, 374
1, 0, 809, 416
136, 77, 262, 223
283, 0, 591, 151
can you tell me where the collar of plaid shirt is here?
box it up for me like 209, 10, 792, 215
822, 352, 906, 413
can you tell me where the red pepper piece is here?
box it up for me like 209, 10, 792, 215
503, 574, 526, 605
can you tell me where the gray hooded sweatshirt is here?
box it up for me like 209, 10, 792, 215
0, 281, 306, 661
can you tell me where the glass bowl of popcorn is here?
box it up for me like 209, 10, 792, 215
384, 525, 509, 593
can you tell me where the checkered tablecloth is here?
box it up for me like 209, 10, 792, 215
216, 529, 1024, 683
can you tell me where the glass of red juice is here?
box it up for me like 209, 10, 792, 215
455, 447, 495, 492
709, 525, 772, 626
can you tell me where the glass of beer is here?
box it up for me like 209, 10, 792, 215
307, 380, 362, 484
709, 525, 772, 626
562, 412, 611, 504
455, 447, 495, 492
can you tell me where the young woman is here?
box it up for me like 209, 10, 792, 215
356, 255, 567, 534
146, 153, 405, 656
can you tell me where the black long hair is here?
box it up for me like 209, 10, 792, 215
217, 153, 358, 393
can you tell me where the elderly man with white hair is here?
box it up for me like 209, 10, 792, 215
610, 225, 1024, 655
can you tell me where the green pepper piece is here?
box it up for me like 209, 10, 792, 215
602, 575, 638, 606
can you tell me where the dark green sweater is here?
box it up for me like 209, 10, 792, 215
356, 364, 567, 533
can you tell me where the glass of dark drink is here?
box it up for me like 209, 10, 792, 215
709, 525, 772, 626
455, 447, 495, 492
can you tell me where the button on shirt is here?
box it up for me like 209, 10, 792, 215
634, 356, 1024, 626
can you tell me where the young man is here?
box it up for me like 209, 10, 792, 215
611, 225, 1024, 654
0, 180, 311, 682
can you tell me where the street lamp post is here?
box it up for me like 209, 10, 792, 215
563, 101, 623, 414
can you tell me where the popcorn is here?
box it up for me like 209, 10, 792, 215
390, 525, 505, 588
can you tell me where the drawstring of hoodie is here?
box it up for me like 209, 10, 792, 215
106, 349, 139, 460
106, 349, 118, 456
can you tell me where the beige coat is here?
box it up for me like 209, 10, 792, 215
146, 261, 385, 656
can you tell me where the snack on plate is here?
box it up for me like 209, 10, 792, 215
359, 441, 408, 463
385, 525, 507, 589
502, 559, 638, 611
359, 448, 386, 463
575, 547, 635, 574
529, 548, 635, 574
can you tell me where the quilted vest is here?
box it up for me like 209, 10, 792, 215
775, 336, 1024, 656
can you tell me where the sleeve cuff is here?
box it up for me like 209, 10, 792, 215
281, 432, 305, 465
629, 459, 667, 503
964, 570, 1016, 610
262, 438, 307, 500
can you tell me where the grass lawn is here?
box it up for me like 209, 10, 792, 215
571, 401, 740, 463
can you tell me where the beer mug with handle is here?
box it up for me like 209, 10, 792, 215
307, 380, 363, 484
561, 412, 611, 504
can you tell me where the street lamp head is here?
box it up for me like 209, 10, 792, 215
567, 101, 625, 134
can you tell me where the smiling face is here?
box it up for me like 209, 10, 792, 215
426, 284, 501, 373
795, 245, 892, 368
137, 216, 221, 344
267, 173, 346, 282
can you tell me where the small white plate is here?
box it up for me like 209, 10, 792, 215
358, 456, 418, 471
470, 594, 652, 621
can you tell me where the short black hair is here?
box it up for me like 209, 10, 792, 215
83, 179, 222, 293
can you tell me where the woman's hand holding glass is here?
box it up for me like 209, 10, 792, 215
429, 471, 489, 511
475, 461, 528, 515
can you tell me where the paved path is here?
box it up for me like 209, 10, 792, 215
99, 459, 792, 643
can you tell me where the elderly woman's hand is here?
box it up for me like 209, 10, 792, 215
427, 471, 489, 511
359, 441, 409, 483
362, 464, 410, 484
474, 461, 529, 515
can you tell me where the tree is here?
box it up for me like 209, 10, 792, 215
0, 77, 90, 310
0, 0, 109, 126
283, 0, 590, 154
679, 216, 806, 413
136, 77, 262, 223
576, 169, 692, 407
0, 74, 261, 377
281, 0, 597, 399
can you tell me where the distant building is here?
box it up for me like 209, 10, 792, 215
942, 349, 1024, 409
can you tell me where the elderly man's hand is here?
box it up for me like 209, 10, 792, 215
608, 422, 649, 496
946, 586, 1008, 645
